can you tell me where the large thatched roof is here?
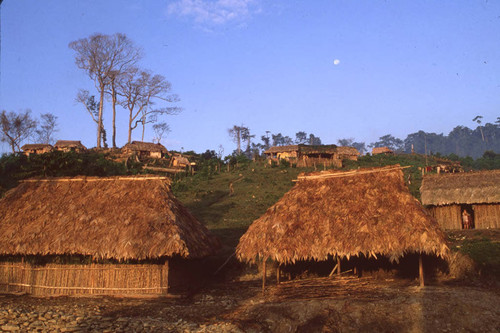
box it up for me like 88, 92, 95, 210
237, 166, 448, 264
0, 177, 219, 260
54, 140, 87, 149
421, 170, 500, 206
123, 141, 168, 153
264, 144, 358, 156
21, 144, 53, 150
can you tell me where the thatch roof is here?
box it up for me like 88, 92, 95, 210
123, 141, 168, 154
336, 146, 360, 156
0, 177, 219, 260
21, 144, 53, 150
54, 140, 87, 149
264, 144, 356, 155
237, 166, 448, 264
372, 147, 393, 155
264, 145, 299, 154
420, 170, 500, 206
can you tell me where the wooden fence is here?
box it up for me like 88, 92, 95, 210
0, 262, 168, 296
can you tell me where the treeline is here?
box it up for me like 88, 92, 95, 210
229, 117, 500, 159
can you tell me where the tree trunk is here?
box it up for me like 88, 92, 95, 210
111, 82, 117, 148
141, 114, 146, 141
97, 82, 105, 148
128, 110, 133, 144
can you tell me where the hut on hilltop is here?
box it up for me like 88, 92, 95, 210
264, 144, 359, 168
372, 146, 394, 155
54, 140, 87, 152
237, 166, 448, 288
0, 176, 219, 296
123, 141, 169, 159
21, 144, 53, 156
421, 170, 500, 230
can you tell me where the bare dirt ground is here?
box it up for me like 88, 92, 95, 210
1, 276, 499, 332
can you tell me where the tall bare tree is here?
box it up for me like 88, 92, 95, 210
117, 67, 181, 143
228, 125, 245, 154
0, 109, 38, 153
69, 33, 141, 148
152, 122, 170, 144
35, 113, 58, 144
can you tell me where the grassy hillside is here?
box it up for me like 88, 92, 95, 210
172, 153, 450, 257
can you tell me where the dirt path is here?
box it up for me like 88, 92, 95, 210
1, 277, 499, 332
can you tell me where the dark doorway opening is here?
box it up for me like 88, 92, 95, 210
461, 204, 475, 229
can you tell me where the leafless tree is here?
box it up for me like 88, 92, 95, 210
117, 67, 181, 143
152, 122, 170, 144
35, 113, 58, 144
69, 33, 141, 148
228, 125, 243, 154
0, 109, 38, 153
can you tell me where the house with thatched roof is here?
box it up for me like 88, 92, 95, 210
0, 176, 219, 296
237, 166, 448, 288
372, 146, 394, 155
21, 143, 53, 156
54, 140, 87, 152
122, 141, 169, 159
264, 144, 359, 168
420, 170, 500, 230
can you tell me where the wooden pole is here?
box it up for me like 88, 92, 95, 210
419, 254, 425, 287
276, 264, 280, 284
262, 260, 266, 293
165, 260, 170, 295
337, 256, 341, 276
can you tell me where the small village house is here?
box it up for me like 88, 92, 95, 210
237, 166, 448, 289
122, 141, 169, 159
170, 153, 194, 169
54, 140, 87, 153
371, 146, 394, 155
264, 144, 359, 168
0, 176, 219, 296
21, 144, 53, 156
420, 170, 500, 230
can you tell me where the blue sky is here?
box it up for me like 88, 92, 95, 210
1, 0, 499, 154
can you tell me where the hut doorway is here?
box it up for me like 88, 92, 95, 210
461, 205, 475, 229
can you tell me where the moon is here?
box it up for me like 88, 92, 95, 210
333, 59, 340, 65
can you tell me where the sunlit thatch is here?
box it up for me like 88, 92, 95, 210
0, 176, 219, 260
237, 166, 448, 264
421, 169, 500, 206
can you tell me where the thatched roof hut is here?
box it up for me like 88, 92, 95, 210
264, 144, 359, 168
421, 170, 500, 229
372, 146, 394, 155
54, 140, 87, 152
237, 166, 448, 265
21, 144, 53, 155
0, 176, 218, 260
123, 141, 168, 159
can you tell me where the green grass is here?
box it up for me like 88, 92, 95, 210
456, 237, 500, 278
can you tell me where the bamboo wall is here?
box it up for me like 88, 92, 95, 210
0, 262, 168, 296
474, 204, 500, 229
429, 205, 462, 230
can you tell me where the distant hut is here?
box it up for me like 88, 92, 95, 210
372, 146, 394, 155
171, 153, 192, 169
0, 176, 219, 296
420, 170, 500, 230
264, 144, 359, 168
54, 140, 87, 153
123, 141, 169, 159
21, 144, 53, 156
237, 166, 448, 288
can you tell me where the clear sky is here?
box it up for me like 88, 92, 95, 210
1, 0, 499, 154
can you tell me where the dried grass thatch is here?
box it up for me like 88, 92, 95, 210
54, 140, 87, 150
420, 170, 500, 206
21, 144, 53, 151
371, 147, 393, 155
123, 141, 168, 154
237, 166, 448, 264
0, 176, 219, 260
